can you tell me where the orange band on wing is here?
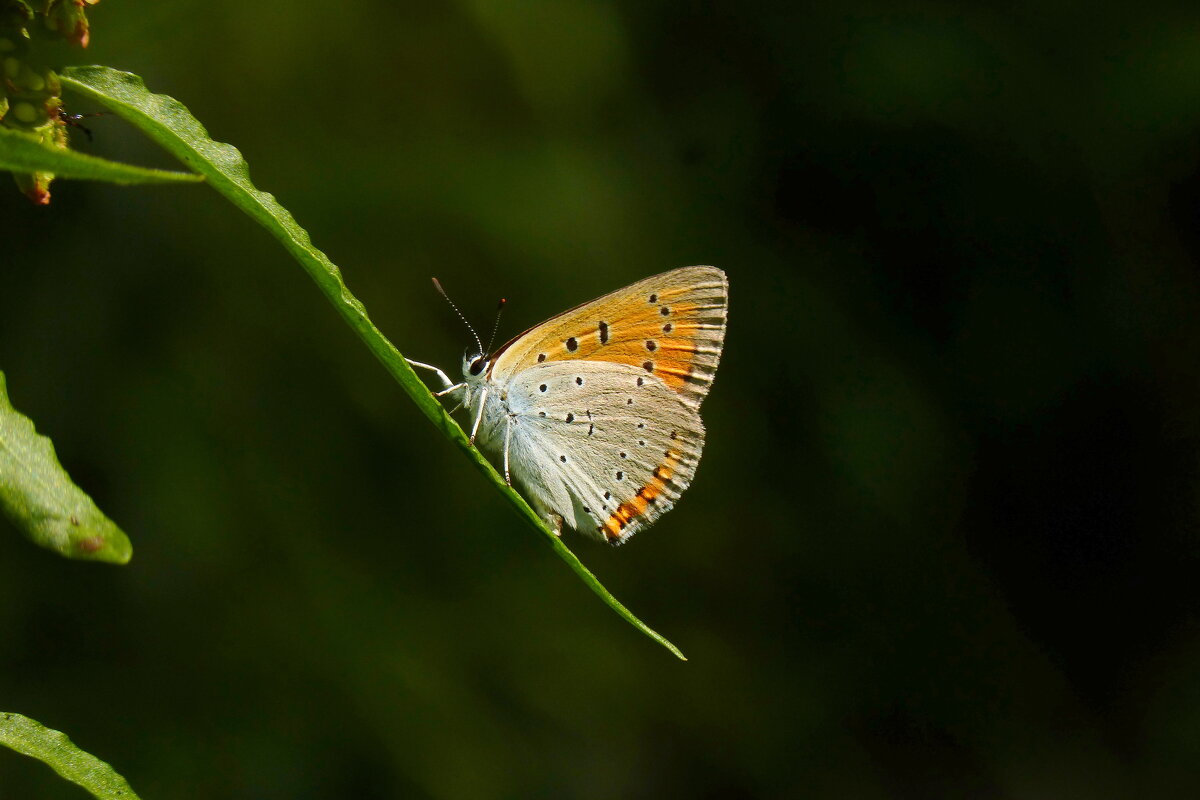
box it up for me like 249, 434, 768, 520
601, 457, 678, 541
644, 301, 700, 392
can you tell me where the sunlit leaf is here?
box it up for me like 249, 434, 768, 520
0, 371, 131, 564
0, 123, 202, 185
60, 65, 684, 659
0, 712, 141, 800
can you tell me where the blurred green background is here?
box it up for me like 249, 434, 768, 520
4, 1, 1200, 797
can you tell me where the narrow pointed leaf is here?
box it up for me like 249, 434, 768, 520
0, 712, 141, 800
0, 372, 131, 563
0, 124, 202, 184
60, 65, 684, 659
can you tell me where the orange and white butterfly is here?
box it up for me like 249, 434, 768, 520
408, 266, 728, 545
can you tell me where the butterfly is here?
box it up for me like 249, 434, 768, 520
408, 266, 728, 545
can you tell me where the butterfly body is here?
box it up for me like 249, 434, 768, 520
413, 266, 727, 545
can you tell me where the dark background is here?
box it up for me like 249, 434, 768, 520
4, 1, 1200, 797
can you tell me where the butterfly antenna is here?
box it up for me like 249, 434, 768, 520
484, 297, 506, 354
431, 277, 484, 356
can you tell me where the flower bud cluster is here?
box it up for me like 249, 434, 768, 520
0, 0, 100, 203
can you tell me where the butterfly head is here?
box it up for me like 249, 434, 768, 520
462, 349, 490, 381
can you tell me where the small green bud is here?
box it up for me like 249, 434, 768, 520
18, 62, 43, 91
13, 169, 51, 205
11, 100, 37, 122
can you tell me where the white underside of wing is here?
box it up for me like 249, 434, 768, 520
490, 361, 706, 543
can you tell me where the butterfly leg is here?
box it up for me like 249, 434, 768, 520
469, 387, 487, 445
502, 415, 513, 486
405, 358, 459, 393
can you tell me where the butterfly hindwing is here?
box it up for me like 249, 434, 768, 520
489, 266, 728, 409
503, 361, 705, 544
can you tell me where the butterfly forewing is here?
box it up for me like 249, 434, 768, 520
504, 361, 705, 544
490, 266, 728, 410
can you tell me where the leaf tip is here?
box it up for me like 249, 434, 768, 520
65, 516, 132, 564
83, 531, 132, 565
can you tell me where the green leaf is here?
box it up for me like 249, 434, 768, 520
59, 65, 686, 660
0, 712, 142, 800
0, 123, 203, 185
0, 371, 132, 564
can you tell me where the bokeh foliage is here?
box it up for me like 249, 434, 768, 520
3, 1, 1200, 797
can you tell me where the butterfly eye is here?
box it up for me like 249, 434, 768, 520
469, 358, 486, 375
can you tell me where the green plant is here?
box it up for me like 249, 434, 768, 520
3, 14, 695, 799
0, 712, 141, 800
54, 65, 684, 661
2, 4, 685, 793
